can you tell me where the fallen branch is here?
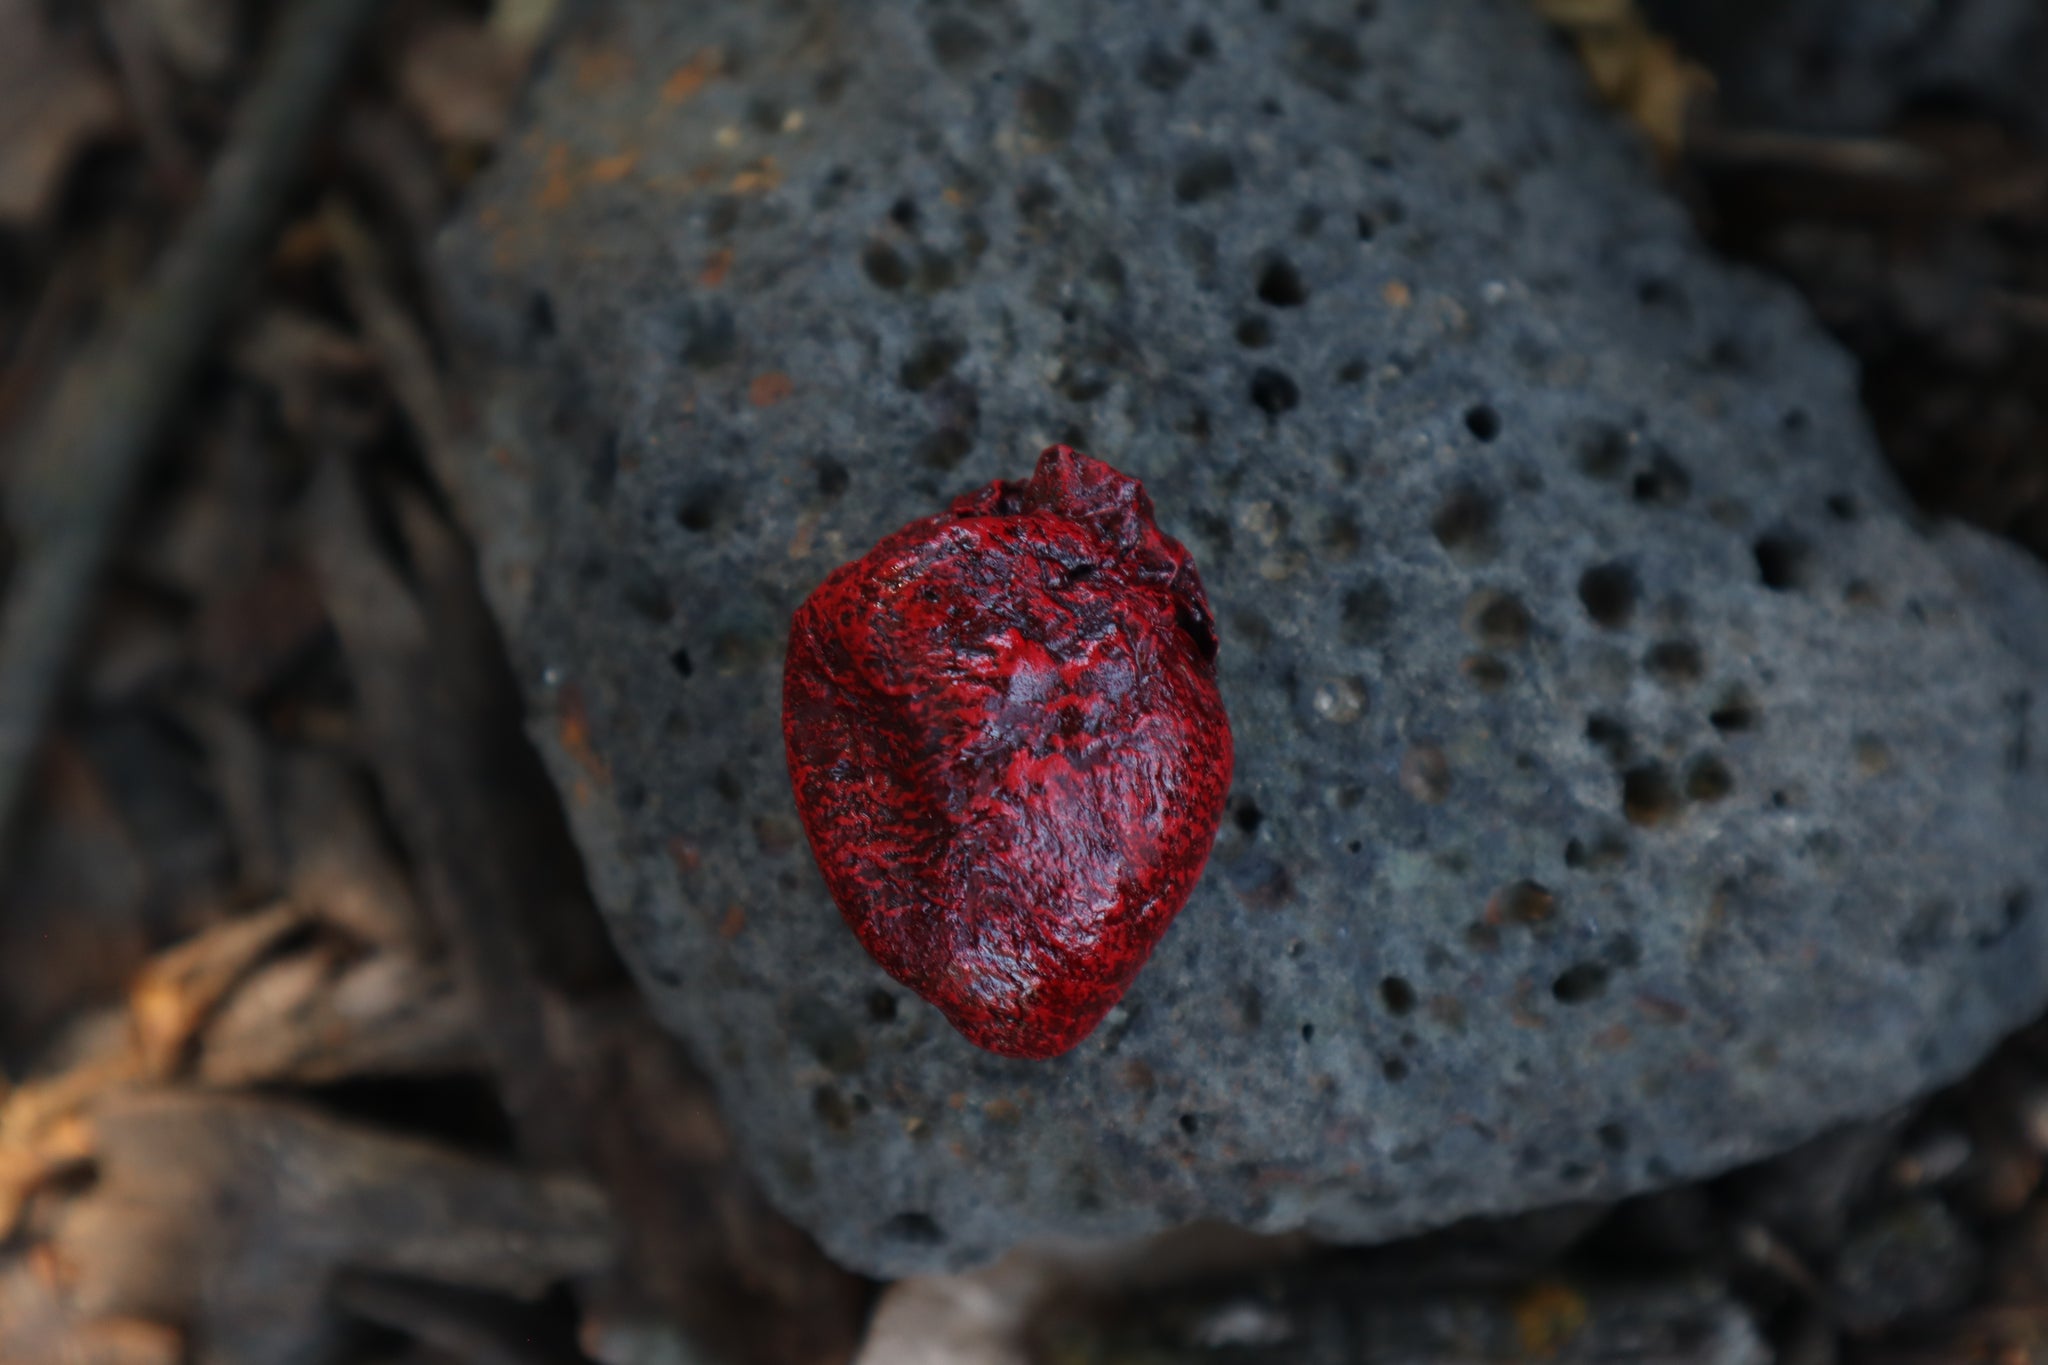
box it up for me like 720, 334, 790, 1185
0, 0, 386, 843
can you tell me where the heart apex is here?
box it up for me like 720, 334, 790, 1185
946, 1003, 1109, 1062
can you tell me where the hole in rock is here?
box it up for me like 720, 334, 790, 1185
1577, 424, 1629, 480
861, 240, 909, 292
1709, 689, 1759, 733
1643, 639, 1704, 688
1685, 754, 1734, 803
1584, 714, 1632, 766
1622, 763, 1680, 827
1138, 42, 1190, 92
526, 290, 557, 340
1342, 581, 1393, 644
1256, 257, 1308, 307
928, 17, 992, 68
676, 484, 724, 532
1018, 77, 1076, 143
1462, 589, 1531, 649
1577, 562, 1637, 629
916, 428, 973, 471
1462, 654, 1510, 691
1174, 151, 1238, 203
1631, 452, 1691, 505
1490, 879, 1556, 926
1754, 532, 1812, 591
1552, 962, 1610, 1004
1564, 831, 1629, 871
1430, 484, 1498, 564
1249, 366, 1299, 415
900, 336, 965, 392
880, 1213, 945, 1245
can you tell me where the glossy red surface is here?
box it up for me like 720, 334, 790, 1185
783, 446, 1234, 1059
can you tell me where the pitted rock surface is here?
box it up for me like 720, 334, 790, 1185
437, 0, 2048, 1275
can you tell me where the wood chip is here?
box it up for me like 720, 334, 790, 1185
281, 749, 432, 951
550, 1002, 870, 1365
54, 1090, 613, 1363
0, 1013, 136, 1240
0, 1261, 186, 1365
134, 0, 238, 79
127, 903, 312, 1080
397, 17, 525, 148
0, 1, 124, 224
195, 949, 478, 1087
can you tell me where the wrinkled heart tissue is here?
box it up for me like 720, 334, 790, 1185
783, 446, 1234, 1059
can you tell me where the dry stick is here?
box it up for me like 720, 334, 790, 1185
307, 198, 619, 1160
303, 456, 586, 1171
0, 0, 386, 842
1687, 127, 1944, 183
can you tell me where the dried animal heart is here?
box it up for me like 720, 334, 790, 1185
783, 445, 1234, 1059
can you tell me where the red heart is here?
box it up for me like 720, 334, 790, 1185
783, 446, 1234, 1059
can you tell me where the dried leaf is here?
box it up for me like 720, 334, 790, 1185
339, 102, 450, 245
281, 750, 431, 951
334, 1270, 593, 1364
0, 0, 124, 224
0, 1012, 136, 1240
397, 17, 524, 148
127, 903, 312, 1079
0, 1011, 137, 1151
228, 304, 376, 375
0, 1260, 184, 1365
1531, 0, 1713, 161
227, 305, 378, 434
133, 0, 237, 79
69, 1318, 185, 1365
196, 949, 477, 1087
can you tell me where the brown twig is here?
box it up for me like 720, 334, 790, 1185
1687, 126, 1945, 184
0, 0, 385, 844
303, 454, 602, 1171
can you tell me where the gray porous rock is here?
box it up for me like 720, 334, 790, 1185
436, 0, 2048, 1275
